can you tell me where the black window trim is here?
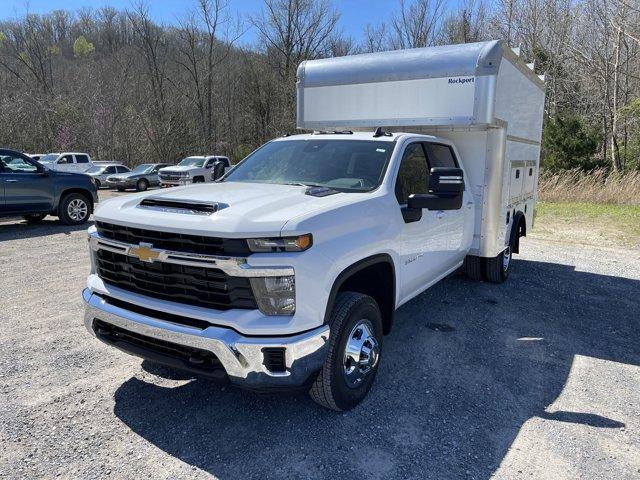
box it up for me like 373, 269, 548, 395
422, 141, 460, 169
395, 141, 430, 206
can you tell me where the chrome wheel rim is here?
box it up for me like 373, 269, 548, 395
67, 199, 88, 221
502, 246, 511, 272
343, 320, 379, 389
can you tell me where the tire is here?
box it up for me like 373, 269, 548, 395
193, 176, 204, 183
116, 186, 125, 192
463, 255, 483, 281
136, 179, 149, 191
309, 292, 383, 411
484, 246, 512, 283
24, 213, 46, 223
58, 193, 91, 225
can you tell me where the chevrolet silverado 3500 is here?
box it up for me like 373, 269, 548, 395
83, 40, 545, 411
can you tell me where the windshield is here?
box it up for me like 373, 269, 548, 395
178, 157, 206, 167
224, 140, 393, 192
131, 164, 154, 174
86, 166, 104, 174
39, 154, 59, 163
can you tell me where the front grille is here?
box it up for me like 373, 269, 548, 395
93, 319, 226, 378
96, 221, 250, 256
96, 249, 257, 310
159, 173, 184, 180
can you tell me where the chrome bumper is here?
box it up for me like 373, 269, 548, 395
83, 289, 329, 389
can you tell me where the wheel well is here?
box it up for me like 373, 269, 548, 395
325, 255, 396, 335
58, 188, 94, 213
511, 211, 526, 254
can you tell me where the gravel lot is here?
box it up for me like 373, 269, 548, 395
1, 189, 639, 479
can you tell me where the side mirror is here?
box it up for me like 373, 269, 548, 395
39, 165, 50, 176
407, 167, 464, 212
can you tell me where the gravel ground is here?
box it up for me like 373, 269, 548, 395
0, 190, 639, 480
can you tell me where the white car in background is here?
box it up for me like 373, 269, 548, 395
85, 163, 131, 189
27, 154, 45, 162
158, 155, 230, 186
38, 152, 94, 173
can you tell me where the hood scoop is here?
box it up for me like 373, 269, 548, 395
138, 197, 221, 216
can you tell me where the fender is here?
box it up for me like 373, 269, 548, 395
510, 211, 526, 254
323, 253, 396, 334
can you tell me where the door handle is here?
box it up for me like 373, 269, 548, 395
436, 211, 445, 219
466, 201, 473, 209
5, 179, 18, 183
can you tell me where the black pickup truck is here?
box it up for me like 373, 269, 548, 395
0, 149, 98, 225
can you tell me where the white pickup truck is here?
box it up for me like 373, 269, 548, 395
158, 155, 230, 186
83, 40, 544, 411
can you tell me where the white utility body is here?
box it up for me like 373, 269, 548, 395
83, 40, 544, 411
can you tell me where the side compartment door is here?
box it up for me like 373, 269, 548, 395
394, 142, 450, 300
423, 142, 473, 268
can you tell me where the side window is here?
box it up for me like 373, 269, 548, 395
58, 155, 73, 164
116, 166, 129, 173
395, 143, 429, 204
423, 143, 457, 168
104, 166, 116, 174
0, 154, 39, 173
206, 159, 216, 167
75, 154, 89, 164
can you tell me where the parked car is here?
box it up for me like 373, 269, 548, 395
106, 163, 171, 191
38, 152, 94, 173
83, 40, 544, 410
1, 149, 97, 224
159, 156, 230, 186
86, 164, 130, 189
27, 153, 45, 162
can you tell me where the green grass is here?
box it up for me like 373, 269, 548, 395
533, 202, 640, 249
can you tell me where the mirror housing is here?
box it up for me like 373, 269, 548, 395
406, 167, 465, 212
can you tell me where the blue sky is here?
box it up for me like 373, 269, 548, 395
0, 0, 400, 45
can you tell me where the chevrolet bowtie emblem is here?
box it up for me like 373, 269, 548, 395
129, 243, 161, 263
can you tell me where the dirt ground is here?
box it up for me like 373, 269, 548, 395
0, 189, 639, 479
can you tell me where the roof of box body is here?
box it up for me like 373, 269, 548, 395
297, 40, 503, 88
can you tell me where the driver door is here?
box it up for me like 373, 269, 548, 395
55, 154, 74, 172
394, 142, 451, 300
0, 153, 54, 213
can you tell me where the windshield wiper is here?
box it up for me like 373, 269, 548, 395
283, 182, 325, 188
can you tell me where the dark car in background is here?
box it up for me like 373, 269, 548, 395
106, 163, 171, 191
0, 149, 98, 225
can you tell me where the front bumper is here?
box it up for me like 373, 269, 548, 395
83, 289, 329, 389
160, 177, 191, 186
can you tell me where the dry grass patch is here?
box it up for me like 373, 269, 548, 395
532, 202, 640, 249
539, 169, 640, 204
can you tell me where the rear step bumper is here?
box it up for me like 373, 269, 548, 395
83, 289, 329, 389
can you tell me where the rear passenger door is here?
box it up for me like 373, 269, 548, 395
423, 142, 473, 267
74, 154, 91, 173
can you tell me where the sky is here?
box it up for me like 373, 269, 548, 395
0, 0, 401, 45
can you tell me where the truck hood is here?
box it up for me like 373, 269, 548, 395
94, 181, 354, 237
160, 165, 200, 173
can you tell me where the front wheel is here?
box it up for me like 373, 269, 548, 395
58, 193, 91, 225
309, 292, 382, 411
136, 179, 149, 191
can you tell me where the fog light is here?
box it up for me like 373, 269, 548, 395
250, 276, 295, 315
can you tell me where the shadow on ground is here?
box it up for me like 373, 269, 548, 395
113, 259, 639, 479
0, 217, 91, 241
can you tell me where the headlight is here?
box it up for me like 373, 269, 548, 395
247, 234, 312, 253
250, 276, 295, 315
